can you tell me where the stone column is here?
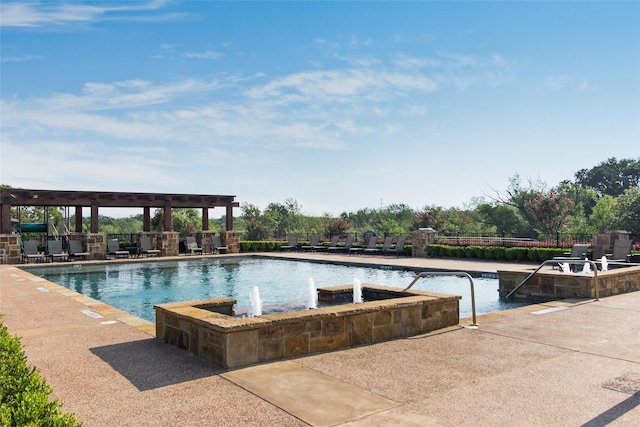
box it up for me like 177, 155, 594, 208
220, 231, 241, 254
411, 228, 438, 258
160, 232, 179, 256
0, 234, 21, 264
83, 232, 106, 260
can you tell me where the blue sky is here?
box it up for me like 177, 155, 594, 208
1, 1, 639, 218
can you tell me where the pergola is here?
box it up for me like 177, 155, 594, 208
0, 188, 239, 234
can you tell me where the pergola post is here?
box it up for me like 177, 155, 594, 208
1, 197, 11, 234
163, 202, 172, 231
91, 201, 99, 233
226, 204, 233, 231
202, 207, 209, 231
143, 207, 151, 232
74, 206, 83, 232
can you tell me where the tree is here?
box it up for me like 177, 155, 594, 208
485, 174, 546, 235
326, 217, 350, 236
523, 191, 574, 238
476, 203, 529, 235
412, 206, 445, 231
241, 203, 269, 240
588, 195, 617, 232
150, 208, 201, 236
575, 157, 640, 197
613, 187, 640, 235
264, 198, 302, 238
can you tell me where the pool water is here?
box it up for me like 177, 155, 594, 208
26, 257, 527, 322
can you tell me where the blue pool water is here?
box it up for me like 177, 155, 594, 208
25, 257, 526, 322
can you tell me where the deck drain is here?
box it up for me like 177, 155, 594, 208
603, 373, 640, 395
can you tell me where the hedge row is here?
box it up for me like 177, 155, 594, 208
240, 241, 413, 255
0, 318, 80, 426
427, 244, 566, 262
239, 241, 570, 262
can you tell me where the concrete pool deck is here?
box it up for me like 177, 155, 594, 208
1, 253, 639, 426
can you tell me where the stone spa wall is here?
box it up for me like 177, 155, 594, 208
155, 284, 461, 369
498, 264, 640, 300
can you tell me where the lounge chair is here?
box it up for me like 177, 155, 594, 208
321, 235, 340, 252
280, 235, 298, 251
107, 239, 129, 259
185, 236, 203, 255
211, 235, 228, 254
22, 240, 47, 263
351, 234, 378, 255
47, 239, 69, 262
384, 236, 406, 257
607, 239, 633, 262
301, 235, 320, 252
140, 237, 161, 257
327, 235, 353, 254
364, 236, 393, 256
553, 244, 590, 261
68, 240, 90, 260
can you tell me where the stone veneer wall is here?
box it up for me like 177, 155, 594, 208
160, 232, 179, 256
81, 233, 106, 260
498, 265, 640, 300
0, 234, 21, 264
220, 231, 240, 254
155, 284, 460, 369
411, 228, 438, 258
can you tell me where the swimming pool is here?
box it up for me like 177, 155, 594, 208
25, 256, 526, 322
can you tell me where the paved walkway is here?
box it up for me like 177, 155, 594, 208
1, 254, 639, 426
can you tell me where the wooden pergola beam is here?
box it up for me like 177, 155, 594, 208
0, 188, 239, 234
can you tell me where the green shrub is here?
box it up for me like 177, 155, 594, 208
505, 247, 528, 261
0, 318, 81, 426
240, 241, 285, 252
426, 244, 445, 257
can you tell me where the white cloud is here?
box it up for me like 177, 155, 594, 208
0, 54, 42, 63
182, 50, 223, 60
0, 0, 177, 28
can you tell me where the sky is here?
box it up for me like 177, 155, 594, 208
1, 1, 639, 218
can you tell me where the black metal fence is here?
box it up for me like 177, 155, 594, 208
436, 232, 592, 248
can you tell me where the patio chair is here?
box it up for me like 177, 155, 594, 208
185, 236, 203, 255
301, 235, 321, 252
364, 236, 393, 256
68, 240, 90, 260
211, 235, 228, 254
327, 235, 353, 254
47, 239, 69, 262
384, 236, 406, 257
22, 240, 47, 263
280, 235, 298, 251
184, 236, 202, 255
140, 237, 161, 257
553, 244, 590, 261
607, 239, 633, 262
350, 235, 376, 255
321, 235, 340, 252
107, 239, 130, 259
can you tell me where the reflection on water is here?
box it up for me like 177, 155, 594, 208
26, 257, 526, 323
